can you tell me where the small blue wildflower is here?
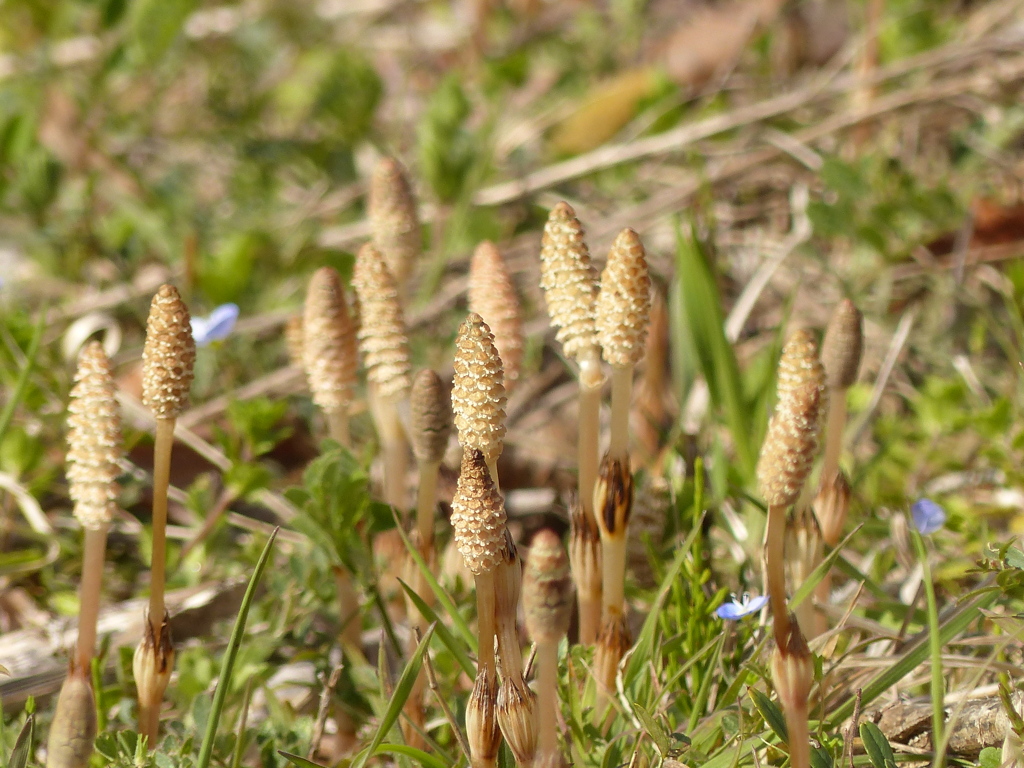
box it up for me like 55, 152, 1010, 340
911, 498, 946, 535
715, 593, 768, 620
191, 303, 239, 347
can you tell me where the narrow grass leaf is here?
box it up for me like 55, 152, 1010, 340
393, 511, 476, 652
351, 624, 436, 768
7, 714, 33, 768
196, 528, 278, 768
826, 578, 998, 726
399, 579, 475, 677
859, 722, 896, 768
790, 524, 863, 609
278, 752, 327, 768
0, 306, 45, 443
369, 744, 450, 768
749, 688, 787, 743
632, 704, 670, 757
672, 222, 753, 473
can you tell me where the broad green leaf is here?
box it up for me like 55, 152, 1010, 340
129, 0, 198, 63
370, 744, 451, 768
859, 722, 896, 768
278, 752, 326, 768
749, 688, 787, 743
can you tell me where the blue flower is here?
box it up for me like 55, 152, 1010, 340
911, 498, 946, 535
191, 303, 239, 347
715, 593, 768, 620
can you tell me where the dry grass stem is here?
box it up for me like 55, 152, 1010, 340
596, 227, 651, 461
302, 266, 358, 447
369, 156, 421, 288
469, 241, 524, 390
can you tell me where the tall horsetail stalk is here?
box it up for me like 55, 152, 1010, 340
756, 330, 826, 768
136, 284, 195, 746
469, 241, 524, 392
48, 341, 124, 767
303, 267, 359, 448
452, 449, 509, 768
352, 243, 412, 511
523, 530, 574, 768
592, 228, 650, 725
403, 369, 452, 747
540, 201, 603, 643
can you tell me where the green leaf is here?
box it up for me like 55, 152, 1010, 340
7, 714, 34, 768
827, 581, 998, 726
351, 624, 436, 768
672, 223, 753, 474
790, 524, 864, 610
398, 580, 475, 678
278, 752, 327, 768
129, 0, 198, 63
810, 745, 833, 768
0, 305, 45, 444
196, 528, 278, 768
979, 747, 1003, 768
749, 688, 787, 743
633, 703, 670, 757
369, 744, 450, 768
1005, 547, 1024, 570
859, 722, 896, 768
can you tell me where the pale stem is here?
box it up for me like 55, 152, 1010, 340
149, 417, 175, 626
601, 534, 627, 622
370, 388, 409, 514
785, 703, 810, 768
416, 460, 440, 550
327, 407, 350, 448
334, 565, 362, 651
813, 571, 832, 638
608, 365, 634, 462
475, 572, 497, 678
578, 348, 603, 524
578, 593, 602, 646
821, 393, 847, 489
486, 458, 500, 493
765, 504, 791, 644
536, 641, 559, 760
76, 525, 109, 670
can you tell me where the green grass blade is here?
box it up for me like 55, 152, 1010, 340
351, 624, 437, 768
278, 752, 326, 768
789, 524, 863, 609
369, 743, 451, 768
749, 687, 787, 743
196, 528, 279, 768
672, 223, 753, 473
826, 579, 998, 727
399, 579, 475, 678
0, 306, 45, 443
392, 514, 476, 652
7, 714, 34, 768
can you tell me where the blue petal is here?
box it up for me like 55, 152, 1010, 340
192, 303, 239, 347
715, 595, 767, 620
911, 498, 946, 535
